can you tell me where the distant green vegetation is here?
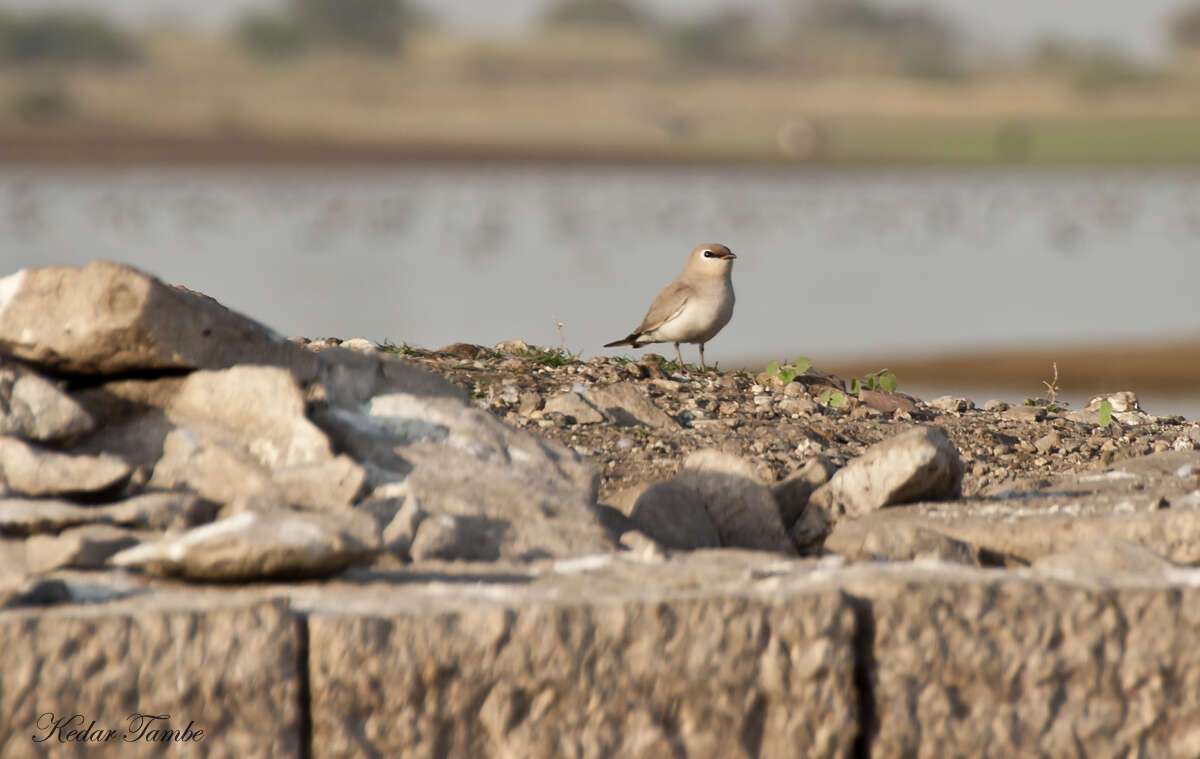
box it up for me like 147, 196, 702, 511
0, 11, 139, 65
235, 0, 417, 58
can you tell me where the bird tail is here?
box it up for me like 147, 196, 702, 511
604, 335, 637, 348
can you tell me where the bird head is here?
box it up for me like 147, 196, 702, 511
684, 243, 736, 279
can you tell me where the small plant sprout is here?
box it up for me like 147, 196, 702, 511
765, 357, 812, 384
1098, 399, 1114, 427
1043, 362, 1061, 407
849, 368, 897, 395
819, 389, 846, 408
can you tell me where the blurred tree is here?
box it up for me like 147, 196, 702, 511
1030, 37, 1160, 91
665, 10, 762, 69
289, 0, 409, 53
541, 0, 651, 29
0, 11, 139, 65
791, 0, 961, 80
235, 14, 307, 60
1168, 5, 1200, 50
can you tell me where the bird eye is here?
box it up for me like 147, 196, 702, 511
702, 250, 714, 258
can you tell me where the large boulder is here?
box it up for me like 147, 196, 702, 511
0, 260, 317, 377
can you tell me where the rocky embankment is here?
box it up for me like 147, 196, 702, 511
2, 261, 1200, 758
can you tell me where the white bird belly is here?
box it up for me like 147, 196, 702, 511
644, 287, 733, 344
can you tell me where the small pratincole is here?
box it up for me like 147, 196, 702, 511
604, 243, 736, 372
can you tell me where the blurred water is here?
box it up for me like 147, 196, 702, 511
0, 165, 1198, 367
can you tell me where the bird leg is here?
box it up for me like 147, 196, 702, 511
673, 342, 684, 371
698, 343, 707, 372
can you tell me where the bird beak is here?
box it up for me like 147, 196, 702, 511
720, 251, 737, 260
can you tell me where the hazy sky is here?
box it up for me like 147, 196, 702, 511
3, 0, 1196, 59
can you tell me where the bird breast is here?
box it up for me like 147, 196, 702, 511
647, 281, 734, 344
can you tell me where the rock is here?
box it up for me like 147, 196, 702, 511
1034, 431, 1060, 455
169, 366, 334, 468
617, 529, 667, 558
493, 339, 532, 355
26, 524, 141, 573
1087, 391, 1140, 412
602, 482, 654, 517
810, 427, 963, 521
542, 392, 606, 425
778, 397, 818, 415
929, 395, 974, 413
381, 496, 426, 559
100, 491, 218, 530
313, 347, 468, 408
674, 449, 796, 554
338, 336, 377, 353
584, 382, 679, 430
1003, 405, 1047, 422
0, 575, 70, 608
859, 390, 918, 414
850, 569, 1200, 758
0, 437, 130, 497
149, 428, 363, 513
0, 497, 113, 536
109, 508, 380, 581
409, 513, 496, 561
438, 342, 489, 359
0, 365, 94, 442
271, 455, 366, 511
1032, 537, 1178, 580
325, 392, 610, 560
0, 260, 317, 377
150, 427, 278, 502
628, 481, 721, 550
773, 456, 838, 529
789, 502, 833, 555
983, 399, 1009, 412
307, 565, 858, 758
826, 522, 980, 566
517, 391, 543, 416
0, 599, 303, 754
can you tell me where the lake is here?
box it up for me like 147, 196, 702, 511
1, 165, 1197, 374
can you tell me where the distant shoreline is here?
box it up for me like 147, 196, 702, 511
4, 127, 1200, 168
811, 338, 1200, 396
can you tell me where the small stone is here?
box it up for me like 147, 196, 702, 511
983, 399, 1009, 412
617, 529, 667, 559
543, 392, 605, 425
517, 391, 543, 415
1035, 431, 1060, 455
809, 427, 963, 521
339, 337, 377, 354
779, 397, 818, 415
929, 396, 974, 413
859, 390, 918, 414
493, 339, 532, 355
1086, 391, 1140, 413
584, 382, 677, 430
1003, 405, 1047, 422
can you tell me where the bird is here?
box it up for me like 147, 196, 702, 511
604, 243, 736, 372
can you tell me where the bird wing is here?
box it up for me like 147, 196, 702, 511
634, 281, 691, 337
